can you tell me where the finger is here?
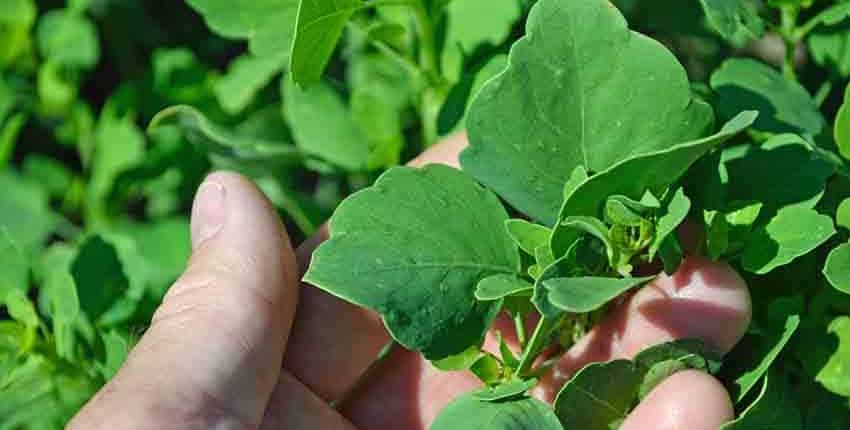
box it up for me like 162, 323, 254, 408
621, 370, 733, 430
539, 256, 751, 400
70, 172, 299, 429
282, 134, 469, 401
260, 371, 358, 430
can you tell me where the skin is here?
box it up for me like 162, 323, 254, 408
69, 134, 751, 430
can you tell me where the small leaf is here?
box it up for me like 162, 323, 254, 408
186, 0, 298, 57
824, 243, 850, 294
150, 105, 302, 169
475, 274, 534, 301
432, 346, 484, 371
214, 52, 287, 115
559, 216, 617, 267
505, 219, 551, 255
289, 0, 361, 85
658, 236, 684, 275
97, 330, 129, 380
649, 187, 691, 259
815, 316, 850, 396
699, 0, 765, 44
726, 314, 800, 403
283, 79, 370, 171
0, 229, 28, 296
720, 372, 803, 430
553, 360, 640, 430
836, 84, 850, 159
543, 276, 654, 313
304, 165, 519, 360
552, 112, 756, 256
711, 58, 825, 137
741, 207, 835, 274
431, 393, 563, 430
469, 354, 503, 386
473, 378, 538, 402
4, 290, 38, 328
36, 9, 100, 70
837, 198, 850, 230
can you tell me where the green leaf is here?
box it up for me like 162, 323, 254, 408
22, 155, 73, 198
551, 112, 756, 256
0, 170, 56, 255
0, 0, 36, 67
559, 216, 617, 267
283, 79, 369, 171
304, 165, 519, 360
727, 314, 800, 403
543, 276, 654, 313
36, 9, 100, 70
431, 393, 563, 430
89, 110, 146, 222
4, 289, 38, 328
699, 0, 765, 43
461, 0, 714, 224
469, 353, 503, 385
505, 219, 552, 255
44, 270, 80, 325
553, 360, 640, 430
214, 52, 287, 115
634, 338, 721, 373
815, 316, 850, 396
431, 346, 484, 371
710, 58, 825, 137
71, 236, 131, 323
289, 0, 360, 85
348, 54, 412, 169
741, 207, 835, 274
473, 378, 538, 402
150, 105, 302, 169
475, 274, 533, 301
824, 243, 850, 294
97, 330, 129, 380
186, 0, 298, 58
649, 187, 691, 260
0, 229, 29, 296
809, 18, 850, 78
437, 54, 507, 136
836, 84, 850, 159
440, 0, 521, 80
720, 372, 803, 430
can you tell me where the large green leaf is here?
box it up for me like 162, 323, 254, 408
289, 0, 361, 85
553, 360, 640, 430
543, 276, 654, 313
186, 0, 298, 57
431, 393, 562, 430
710, 58, 825, 137
699, 0, 765, 43
304, 165, 519, 359
551, 112, 756, 255
283, 79, 370, 171
741, 207, 835, 274
462, 0, 714, 224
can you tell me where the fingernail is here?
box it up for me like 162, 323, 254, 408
191, 180, 227, 249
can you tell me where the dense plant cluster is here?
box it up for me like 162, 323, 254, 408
2, 0, 850, 428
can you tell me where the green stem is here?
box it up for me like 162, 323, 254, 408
516, 316, 557, 377
514, 312, 527, 349
780, 7, 799, 82
412, 3, 443, 146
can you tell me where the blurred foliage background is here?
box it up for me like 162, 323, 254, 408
2, 0, 850, 428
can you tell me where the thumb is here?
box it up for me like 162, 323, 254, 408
70, 172, 299, 429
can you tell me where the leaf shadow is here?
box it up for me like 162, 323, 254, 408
714, 85, 802, 135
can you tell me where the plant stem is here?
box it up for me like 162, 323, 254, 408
516, 316, 557, 376
514, 312, 527, 348
780, 6, 799, 82
412, 3, 443, 146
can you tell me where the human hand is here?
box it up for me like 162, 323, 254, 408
69, 135, 751, 430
